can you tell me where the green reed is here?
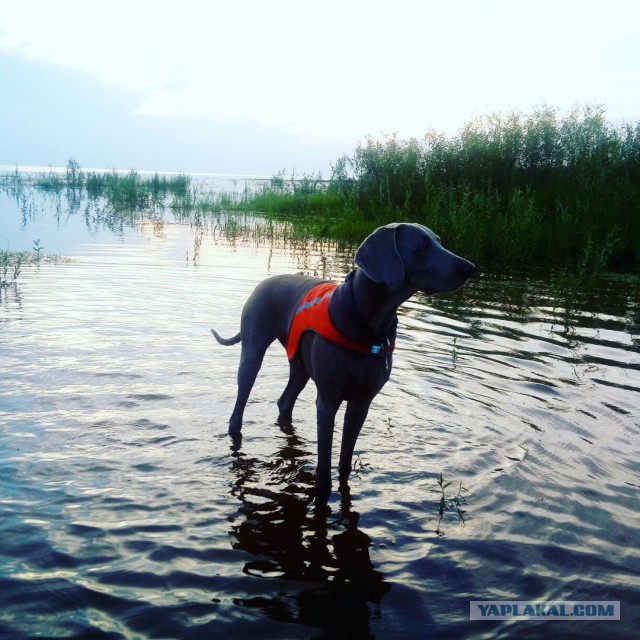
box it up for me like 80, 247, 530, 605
85, 168, 191, 211
3, 105, 638, 275
10, 158, 193, 211
235, 104, 640, 273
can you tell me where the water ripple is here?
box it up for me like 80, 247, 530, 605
1, 218, 639, 637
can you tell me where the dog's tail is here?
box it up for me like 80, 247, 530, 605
211, 328, 242, 346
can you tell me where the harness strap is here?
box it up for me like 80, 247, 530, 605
286, 282, 395, 360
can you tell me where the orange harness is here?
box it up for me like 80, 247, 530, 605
286, 282, 395, 360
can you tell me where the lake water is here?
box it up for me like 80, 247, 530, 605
1, 181, 639, 638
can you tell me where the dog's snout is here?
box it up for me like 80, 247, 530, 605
448, 257, 475, 290
462, 260, 476, 278
451, 254, 475, 277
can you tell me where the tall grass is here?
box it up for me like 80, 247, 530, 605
83, 166, 191, 211
85, 169, 190, 210
3, 158, 193, 211
237, 104, 640, 272
3, 108, 638, 274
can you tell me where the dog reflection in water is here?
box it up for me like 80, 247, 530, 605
228, 429, 390, 633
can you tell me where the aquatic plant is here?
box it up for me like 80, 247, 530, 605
4, 160, 193, 214
0, 252, 22, 287
233, 104, 640, 273
0, 247, 67, 287
32, 239, 43, 261
3, 102, 638, 275
351, 453, 371, 476
435, 472, 468, 537
66, 157, 83, 188
450, 337, 459, 365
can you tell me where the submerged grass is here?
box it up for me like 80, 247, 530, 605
0, 251, 25, 287
0, 246, 69, 288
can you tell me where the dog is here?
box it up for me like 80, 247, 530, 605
212, 222, 475, 500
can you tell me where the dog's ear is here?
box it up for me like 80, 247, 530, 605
355, 224, 405, 291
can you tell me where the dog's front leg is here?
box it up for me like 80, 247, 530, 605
277, 359, 310, 428
338, 401, 370, 486
315, 395, 341, 501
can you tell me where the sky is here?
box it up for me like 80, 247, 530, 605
1, 0, 639, 176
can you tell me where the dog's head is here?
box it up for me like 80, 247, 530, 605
355, 222, 475, 294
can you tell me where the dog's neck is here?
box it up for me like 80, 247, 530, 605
330, 269, 414, 343
350, 268, 415, 338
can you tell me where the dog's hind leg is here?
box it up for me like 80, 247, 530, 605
229, 338, 271, 435
277, 359, 310, 428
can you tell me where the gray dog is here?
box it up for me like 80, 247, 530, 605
212, 222, 475, 500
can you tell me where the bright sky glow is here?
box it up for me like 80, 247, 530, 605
1, 0, 639, 174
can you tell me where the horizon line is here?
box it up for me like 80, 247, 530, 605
0, 164, 273, 180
